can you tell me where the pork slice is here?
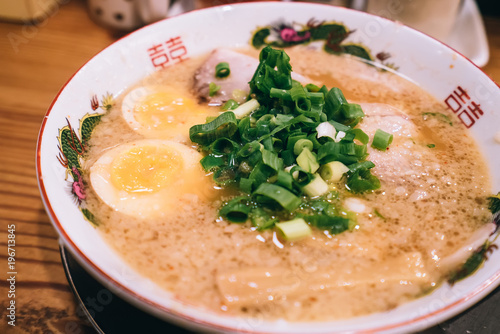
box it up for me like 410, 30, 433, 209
357, 103, 434, 185
193, 49, 308, 106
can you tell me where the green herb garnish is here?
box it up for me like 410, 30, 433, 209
209, 82, 220, 96
221, 99, 239, 111
422, 112, 453, 126
276, 218, 312, 241
373, 209, 386, 220
371, 129, 393, 151
215, 62, 230, 78
190, 46, 388, 240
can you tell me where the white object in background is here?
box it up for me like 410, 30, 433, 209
87, 0, 170, 30
364, 0, 462, 41
167, 0, 195, 17
0, 0, 60, 22
444, 0, 490, 67
351, 0, 490, 67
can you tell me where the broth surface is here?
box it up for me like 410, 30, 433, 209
83, 47, 492, 321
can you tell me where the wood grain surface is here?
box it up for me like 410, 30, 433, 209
0, 1, 498, 333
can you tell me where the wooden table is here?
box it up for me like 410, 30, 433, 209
0, 1, 498, 333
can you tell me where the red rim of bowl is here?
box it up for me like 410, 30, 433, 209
36, 2, 500, 333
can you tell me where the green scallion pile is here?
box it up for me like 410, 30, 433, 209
189, 46, 390, 241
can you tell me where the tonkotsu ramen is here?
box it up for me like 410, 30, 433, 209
82, 46, 496, 321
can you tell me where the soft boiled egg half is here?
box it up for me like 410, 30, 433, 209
121, 86, 217, 141
89, 139, 215, 219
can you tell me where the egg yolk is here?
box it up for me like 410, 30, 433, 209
134, 91, 202, 131
110, 145, 182, 193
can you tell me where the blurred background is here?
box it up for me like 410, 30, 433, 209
0, 0, 497, 67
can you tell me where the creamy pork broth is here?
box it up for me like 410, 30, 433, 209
83, 47, 492, 321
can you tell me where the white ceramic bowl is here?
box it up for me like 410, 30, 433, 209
37, 2, 500, 333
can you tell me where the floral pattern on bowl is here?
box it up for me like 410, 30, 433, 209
56, 94, 113, 225
251, 18, 399, 70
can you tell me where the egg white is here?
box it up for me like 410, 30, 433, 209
121, 85, 216, 141
89, 139, 213, 219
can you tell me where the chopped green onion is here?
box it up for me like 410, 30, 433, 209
262, 149, 283, 172
328, 120, 351, 132
286, 133, 307, 151
270, 88, 292, 100
371, 129, 393, 150
221, 99, 239, 111
346, 168, 381, 193
427, 144, 436, 148
296, 148, 319, 173
335, 131, 346, 143
324, 87, 347, 120
281, 149, 295, 166
348, 128, 369, 145
213, 167, 236, 186
319, 85, 329, 95
347, 161, 375, 173
247, 150, 263, 167
275, 218, 312, 241
239, 177, 253, 193
215, 62, 230, 78
305, 83, 321, 92
304, 215, 350, 235
219, 197, 251, 222
231, 98, 260, 118
320, 161, 349, 182
211, 137, 239, 154
303, 198, 332, 214
190, 46, 387, 239
290, 82, 307, 101
295, 97, 312, 115
232, 89, 247, 103
293, 139, 313, 155
290, 165, 313, 185
249, 46, 292, 99
307, 132, 322, 150
276, 169, 294, 190
284, 165, 299, 181
307, 92, 325, 105
272, 137, 283, 152
253, 183, 301, 211
238, 141, 261, 157
200, 155, 224, 172
248, 162, 271, 189
340, 103, 364, 126
209, 82, 220, 96
316, 121, 336, 140
189, 112, 237, 145
302, 174, 329, 197
250, 207, 277, 230
317, 141, 362, 165
354, 143, 368, 159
